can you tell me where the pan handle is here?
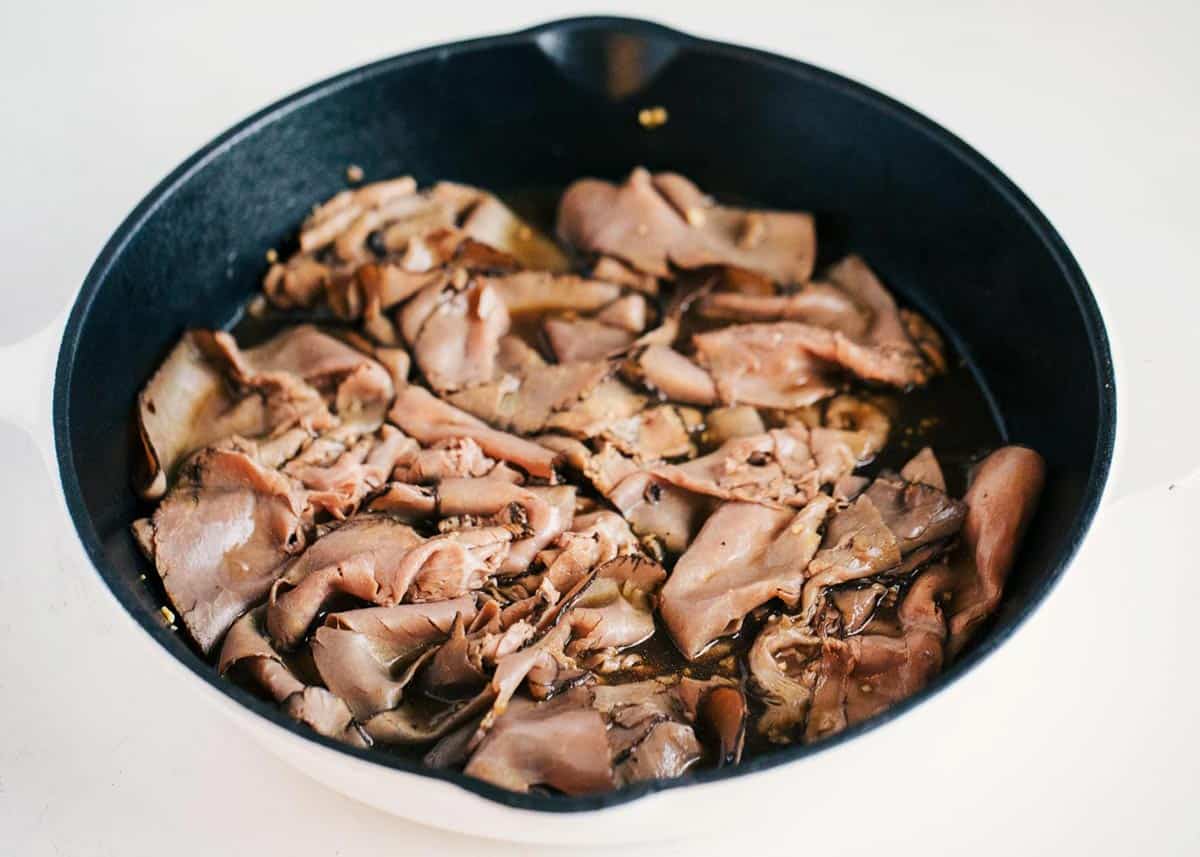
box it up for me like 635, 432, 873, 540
0, 310, 68, 474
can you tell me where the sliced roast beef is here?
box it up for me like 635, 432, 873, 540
544, 317, 636, 363
310, 596, 477, 719
134, 446, 307, 653
135, 332, 277, 500
402, 276, 510, 393
388, 384, 558, 479
436, 479, 575, 573
266, 514, 520, 648
697, 281, 870, 336
626, 345, 718, 406
748, 615, 826, 743
661, 495, 834, 660
608, 470, 717, 555
200, 325, 395, 434
463, 688, 614, 794
448, 360, 613, 436
947, 446, 1046, 654
692, 323, 838, 408
557, 168, 816, 284
219, 606, 369, 747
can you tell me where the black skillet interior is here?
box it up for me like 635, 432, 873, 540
55, 17, 1114, 811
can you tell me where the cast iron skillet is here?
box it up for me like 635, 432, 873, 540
55, 16, 1115, 811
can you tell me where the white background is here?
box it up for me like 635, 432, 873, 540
1, 1, 1197, 854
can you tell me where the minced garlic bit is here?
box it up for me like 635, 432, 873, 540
346, 163, 365, 183
160, 605, 176, 624
637, 106, 669, 129
265, 248, 279, 264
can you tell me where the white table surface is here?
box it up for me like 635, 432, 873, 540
1, 2, 1197, 854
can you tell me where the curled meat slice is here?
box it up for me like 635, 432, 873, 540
608, 470, 716, 555
626, 345, 718, 406
463, 688, 615, 795
557, 168, 816, 284
799, 494, 902, 623
402, 277, 511, 393
388, 384, 558, 479
562, 556, 666, 662
544, 318, 635, 363
436, 479, 575, 573
697, 281, 870, 336
661, 495, 834, 660
266, 515, 520, 649
219, 606, 369, 747
693, 323, 838, 409
310, 596, 477, 719
133, 446, 307, 654
448, 360, 613, 436
135, 332, 276, 500
694, 257, 936, 389
616, 721, 702, 784
649, 425, 832, 508
487, 271, 621, 314
863, 472, 967, 554
748, 616, 825, 743
200, 325, 395, 434
947, 446, 1046, 654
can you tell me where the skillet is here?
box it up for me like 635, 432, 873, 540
37, 15, 1114, 841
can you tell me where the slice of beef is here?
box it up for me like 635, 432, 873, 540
388, 384, 559, 479
544, 317, 637, 363
615, 721, 702, 784
697, 281, 871, 336
309, 596, 477, 720
747, 615, 825, 743
650, 423, 868, 509
298, 176, 419, 257
285, 424, 414, 520
447, 360, 613, 436
692, 323, 838, 408
456, 192, 570, 272
799, 494, 902, 623
219, 606, 369, 747
561, 555, 666, 662
401, 276, 511, 393
436, 478, 575, 573
607, 470, 716, 556
487, 271, 621, 315
626, 345, 718, 406
692, 263, 934, 391
899, 445, 947, 491
799, 451, 965, 621
831, 584, 887, 635
463, 688, 615, 795
840, 565, 956, 727
133, 446, 307, 654
947, 446, 1046, 654
135, 331, 278, 500
661, 495, 834, 660
863, 472, 967, 554
533, 510, 642, 596
557, 168, 816, 285
703, 405, 766, 447
591, 255, 660, 295
266, 514, 520, 648
200, 324, 395, 434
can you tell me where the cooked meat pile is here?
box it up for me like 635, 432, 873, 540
132, 169, 1045, 796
